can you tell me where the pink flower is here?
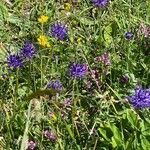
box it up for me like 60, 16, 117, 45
94, 52, 111, 66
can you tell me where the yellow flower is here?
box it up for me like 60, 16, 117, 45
49, 112, 57, 121
77, 38, 82, 45
37, 35, 50, 47
38, 15, 49, 23
64, 3, 72, 11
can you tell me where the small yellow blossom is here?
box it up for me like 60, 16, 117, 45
49, 112, 57, 121
37, 35, 50, 47
64, 3, 72, 11
38, 15, 49, 23
77, 38, 82, 45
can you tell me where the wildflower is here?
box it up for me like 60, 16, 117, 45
63, 98, 72, 108
43, 130, 57, 142
7, 54, 23, 68
50, 22, 68, 40
128, 87, 150, 108
21, 42, 36, 59
94, 52, 111, 66
125, 32, 134, 40
64, 3, 72, 11
92, 0, 109, 7
37, 35, 50, 47
47, 80, 63, 91
69, 63, 88, 78
38, 15, 48, 23
49, 112, 57, 121
77, 38, 82, 45
139, 23, 150, 38
27, 140, 37, 150
90, 69, 99, 79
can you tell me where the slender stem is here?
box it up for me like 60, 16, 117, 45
14, 68, 19, 106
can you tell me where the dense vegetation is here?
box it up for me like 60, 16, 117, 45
0, 0, 150, 150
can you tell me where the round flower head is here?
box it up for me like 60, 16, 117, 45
125, 32, 134, 40
50, 22, 68, 40
7, 54, 23, 68
21, 42, 36, 59
92, 0, 109, 7
47, 80, 63, 91
69, 63, 88, 78
128, 87, 150, 108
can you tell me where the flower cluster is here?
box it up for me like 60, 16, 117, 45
128, 87, 150, 108
37, 35, 50, 47
94, 52, 111, 66
38, 15, 49, 24
7, 54, 23, 68
139, 23, 150, 38
21, 42, 36, 59
92, 0, 109, 7
50, 22, 68, 40
47, 80, 63, 91
69, 63, 88, 78
7, 42, 36, 69
43, 130, 57, 142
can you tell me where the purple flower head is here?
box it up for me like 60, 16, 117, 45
47, 80, 63, 91
27, 140, 37, 150
94, 52, 111, 66
92, 0, 109, 7
43, 130, 57, 142
128, 87, 150, 108
125, 32, 134, 40
21, 42, 36, 59
7, 54, 23, 68
69, 63, 88, 78
50, 22, 68, 40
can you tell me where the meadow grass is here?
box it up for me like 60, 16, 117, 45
0, 0, 150, 150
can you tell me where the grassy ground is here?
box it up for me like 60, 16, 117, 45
0, 0, 150, 150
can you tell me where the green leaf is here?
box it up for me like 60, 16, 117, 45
0, 2, 8, 21
98, 127, 110, 141
140, 120, 150, 136
107, 122, 123, 148
140, 135, 150, 150
65, 124, 81, 150
7, 13, 22, 27
126, 109, 138, 128
103, 24, 113, 47
66, 124, 74, 140
125, 136, 134, 150
78, 17, 98, 26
